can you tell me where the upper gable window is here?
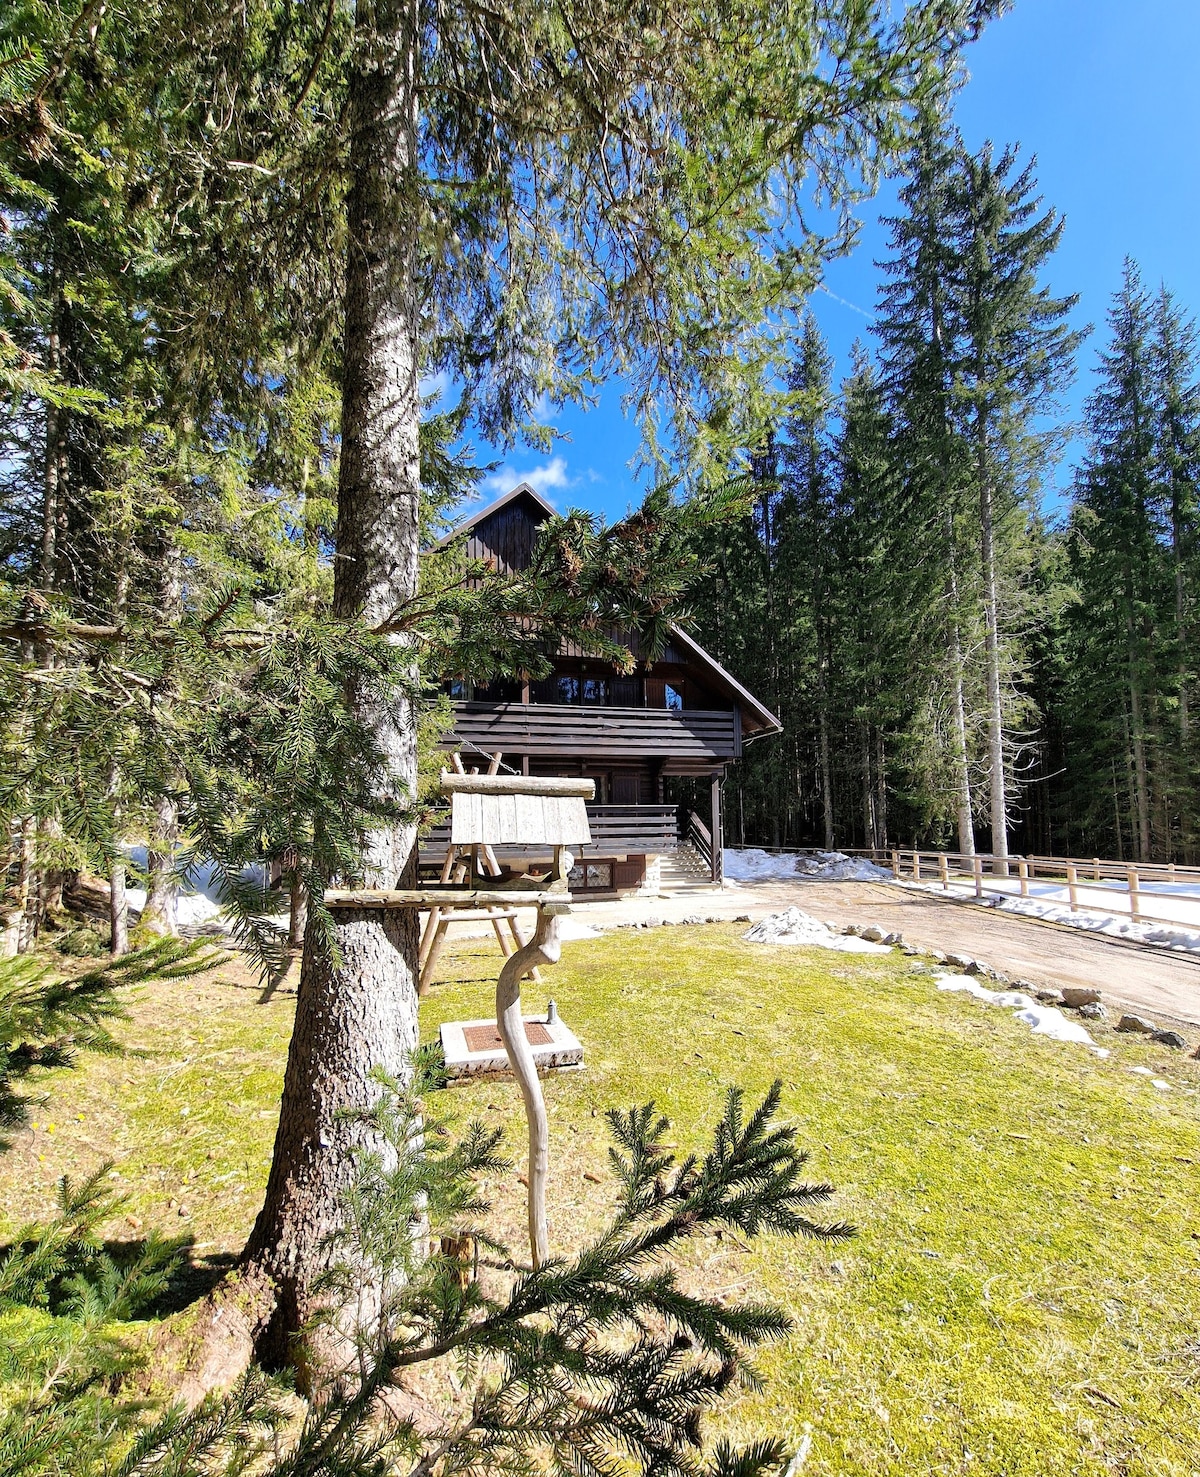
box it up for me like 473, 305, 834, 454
664, 683, 684, 711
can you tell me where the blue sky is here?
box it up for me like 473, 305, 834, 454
471, 0, 1200, 524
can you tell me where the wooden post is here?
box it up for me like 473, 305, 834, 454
495, 903, 568, 1269
913, 852, 921, 882
891, 849, 900, 879
1093, 857, 1101, 881
1066, 862, 1079, 912
710, 771, 723, 885
973, 854, 983, 898
1127, 865, 1141, 921
939, 853, 949, 891
1018, 859, 1029, 898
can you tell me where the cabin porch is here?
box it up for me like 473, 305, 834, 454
418, 794, 723, 897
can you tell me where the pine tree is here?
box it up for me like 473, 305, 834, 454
1069, 262, 1169, 860
946, 141, 1081, 870
876, 112, 980, 855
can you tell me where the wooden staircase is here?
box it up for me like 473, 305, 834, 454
659, 843, 719, 893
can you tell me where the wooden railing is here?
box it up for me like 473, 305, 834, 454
686, 810, 712, 871
884, 848, 1200, 925
421, 803, 680, 865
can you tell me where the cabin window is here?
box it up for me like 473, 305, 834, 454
581, 677, 609, 705
555, 675, 580, 703
447, 678, 469, 699
664, 683, 684, 711
472, 678, 522, 702
568, 860, 614, 892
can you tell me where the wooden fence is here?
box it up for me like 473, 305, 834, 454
881, 848, 1200, 924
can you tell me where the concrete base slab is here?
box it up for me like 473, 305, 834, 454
441, 1013, 583, 1080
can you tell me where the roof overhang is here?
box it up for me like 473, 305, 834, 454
666, 623, 782, 739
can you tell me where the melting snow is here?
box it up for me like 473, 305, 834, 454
915, 875, 1200, 953
743, 907, 893, 953
935, 972, 1109, 1054
724, 848, 893, 883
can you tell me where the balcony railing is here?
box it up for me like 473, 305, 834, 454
420, 802, 681, 866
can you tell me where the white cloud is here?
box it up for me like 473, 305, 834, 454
419, 369, 453, 406
483, 455, 573, 503
530, 390, 560, 424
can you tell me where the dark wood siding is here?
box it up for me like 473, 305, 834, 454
466, 502, 541, 577
449, 702, 739, 762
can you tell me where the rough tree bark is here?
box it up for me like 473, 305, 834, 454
946, 525, 975, 859
142, 793, 180, 937
241, 0, 423, 1372
976, 418, 1009, 875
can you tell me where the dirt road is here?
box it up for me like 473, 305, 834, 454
577, 878, 1200, 1031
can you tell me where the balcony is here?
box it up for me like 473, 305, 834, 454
448, 701, 740, 763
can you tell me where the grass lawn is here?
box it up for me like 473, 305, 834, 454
3, 924, 1199, 1474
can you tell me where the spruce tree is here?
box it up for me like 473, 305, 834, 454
946, 141, 1081, 870
875, 111, 980, 855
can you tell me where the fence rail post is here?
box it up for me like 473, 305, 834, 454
913, 852, 921, 882
1018, 859, 1029, 897
939, 853, 949, 891
1066, 862, 1079, 912
973, 854, 983, 899
1127, 866, 1141, 922
892, 849, 900, 879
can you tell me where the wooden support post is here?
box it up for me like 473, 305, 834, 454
973, 854, 983, 898
1127, 865, 1141, 921
1018, 859, 1029, 897
710, 771, 723, 885
913, 852, 921, 882
1066, 862, 1079, 912
891, 849, 900, 879
1093, 857, 1101, 881
939, 853, 949, 891
495, 903, 568, 1269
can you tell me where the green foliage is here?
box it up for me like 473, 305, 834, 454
0, 941, 215, 1148
101, 1073, 845, 1477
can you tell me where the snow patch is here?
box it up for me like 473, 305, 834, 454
724, 848, 892, 883
914, 874, 1200, 953
723, 849, 800, 882
935, 972, 1108, 1054
744, 907, 893, 953
555, 915, 602, 941
794, 850, 895, 882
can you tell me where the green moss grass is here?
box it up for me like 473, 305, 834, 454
2, 926, 1198, 1473
422, 927, 1200, 1477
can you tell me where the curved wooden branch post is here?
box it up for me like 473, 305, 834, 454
495, 900, 568, 1268
330, 767, 592, 1271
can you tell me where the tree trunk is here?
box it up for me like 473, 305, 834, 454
143, 793, 180, 937
976, 422, 1009, 875
110, 859, 128, 957
818, 680, 834, 849
945, 511, 975, 858
1125, 608, 1152, 861
241, 0, 423, 1373
288, 875, 307, 949
144, 549, 184, 935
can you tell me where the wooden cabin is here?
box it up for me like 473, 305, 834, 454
424, 484, 781, 895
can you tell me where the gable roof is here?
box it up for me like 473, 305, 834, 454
439, 486, 781, 739
435, 481, 556, 548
